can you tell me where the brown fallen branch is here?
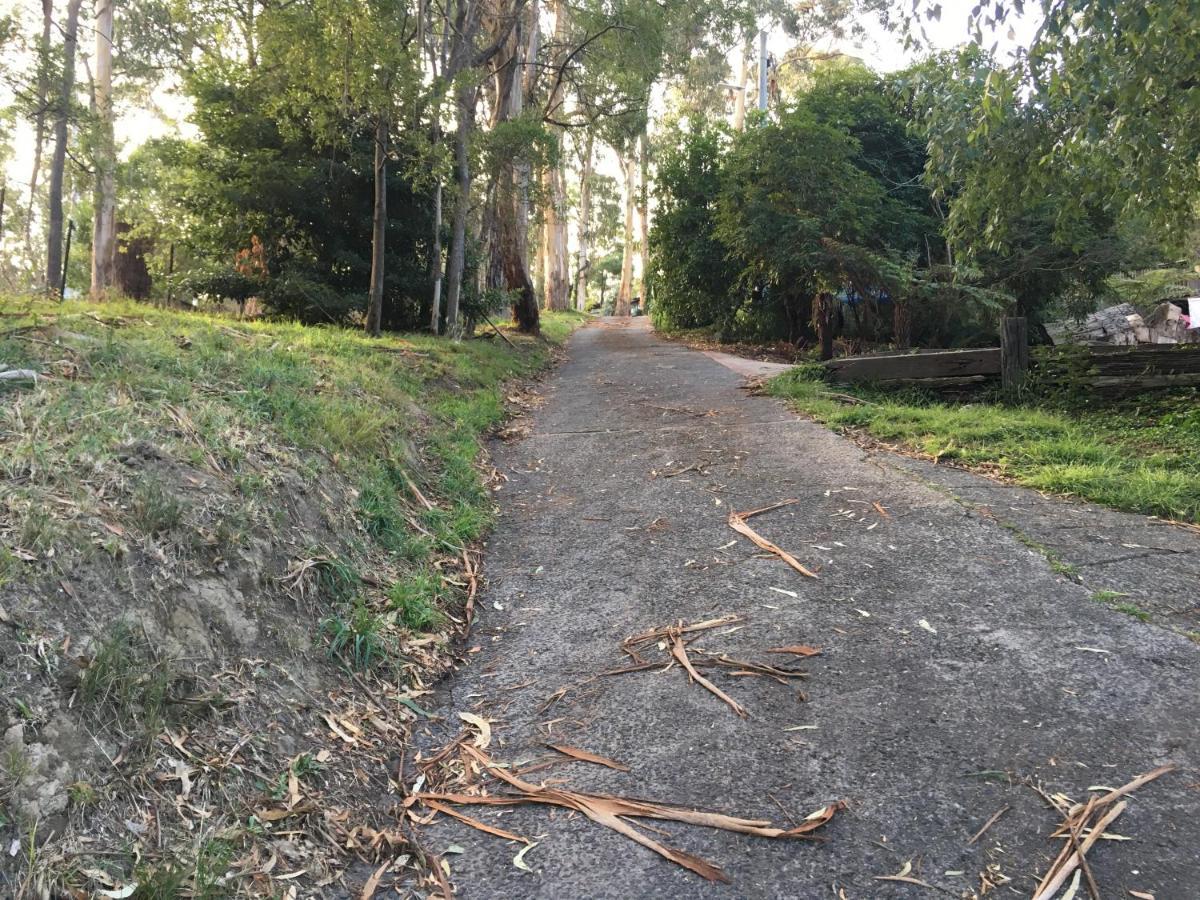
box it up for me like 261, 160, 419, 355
1033, 801, 1127, 900
421, 798, 529, 843
727, 501, 817, 579
670, 632, 748, 718
600, 654, 806, 685
966, 804, 1009, 845
1065, 797, 1101, 900
663, 461, 708, 478
622, 614, 743, 652
766, 645, 823, 658
1031, 765, 1176, 900
609, 616, 811, 716
416, 745, 842, 883
703, 654, 808, 683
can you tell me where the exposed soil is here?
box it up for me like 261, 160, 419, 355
0, 430, 438, 897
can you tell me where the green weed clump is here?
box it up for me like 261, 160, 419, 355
130, 838, 234, 900
130, 478, 185, 535
78, 624, 172, 733
322, 600, 388, 671
388, 572, 448, 632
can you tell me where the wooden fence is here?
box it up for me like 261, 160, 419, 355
825, 341, 1200, 396
824, 347, 1000, 389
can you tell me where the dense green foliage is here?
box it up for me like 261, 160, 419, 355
652, 66, 942, 348
652, 54, 1183, 350
153, 71, 439, 327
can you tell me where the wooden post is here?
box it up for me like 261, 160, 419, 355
816, 292, 835, 361
59, 219, 74, 300
165, 242, 175, 306
1000, 316, 1029, 391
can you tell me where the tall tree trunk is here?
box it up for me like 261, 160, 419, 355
614, 151, 635, 316
444, 80, 475, 337
637, 129, 649, 308
46, 0, 84, 295
484, 0, 539, 334
429, 178, 443, 332
26, 0, 54, 257
365, 111, 388, 337
731, 40, 751, 131
542, 159, 569, 310
893, 296, 911, 350
540, 0, 569, 311
90, 0, 117, 298
534, 211, 545, 302
574, 131, 593, 312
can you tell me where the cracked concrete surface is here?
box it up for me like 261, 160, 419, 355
410, 318, 1200, 899
880, 454, 1200, 632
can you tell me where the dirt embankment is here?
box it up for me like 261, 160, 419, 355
0, 299, 576, 898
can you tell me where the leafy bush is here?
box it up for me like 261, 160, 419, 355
174, 265, 263, 305
263, 264, 362, 323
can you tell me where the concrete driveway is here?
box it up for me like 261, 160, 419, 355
409, 317, 1199, 899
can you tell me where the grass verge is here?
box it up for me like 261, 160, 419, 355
1, 298, 583, 659
0, 295, 585, 896
769, 368, 1200, 523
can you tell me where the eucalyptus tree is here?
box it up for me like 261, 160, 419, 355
46, 0, 84, 294
91, 0, 117, 296
539, 0, 571, 311
891, 0, 1200, 248
905, 47, 1163, 323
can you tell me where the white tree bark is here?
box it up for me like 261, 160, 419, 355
574, 131, 594, 312
731, 40, 750, 131
90, 0, 117, 297
26, 0, 53, 256
540, 0, 570, 310
365, 111, 388, 336
614, 151, 635, 316
637, 130, 649, 307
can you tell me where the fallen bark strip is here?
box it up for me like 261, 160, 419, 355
420, 798, 529, 843
1032, 801, 1127, 900
1066, 797, 1101, 900
966, 804, 1009, 845
415, 745, 842, 883
670, 633, 748, 718
765, 645, 823, 657
1070, 764, 1175, 817
728, 501, 817, 578
605, 616, 812, 716
547, 743, 631, 772
622, 614, 743, 651
1032, 765, 1175, 900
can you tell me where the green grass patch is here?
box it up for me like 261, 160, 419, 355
388, 571, 449, 632
130, 837, 235, 900
78, 624, 173, 738
322, 599, 389, 671
770, 368, 1200, 523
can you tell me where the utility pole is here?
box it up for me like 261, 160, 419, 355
757, 29, 768, 112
